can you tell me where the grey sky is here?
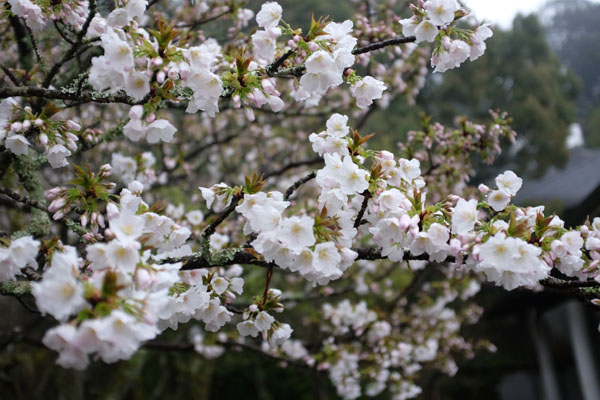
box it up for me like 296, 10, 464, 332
464, 0, 600, 28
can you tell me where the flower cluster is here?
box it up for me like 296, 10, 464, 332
7, 0, 89, 31
2, 184, 245, 370
400, 0, 493, 72
0, 98, 81, 167
236, 289, 293, 345
0, 236, 39, 281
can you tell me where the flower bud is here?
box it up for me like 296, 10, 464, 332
129, 105, 144, 120
66, 120, 81, 131
66, 138, 78, 151
106, 202, 119, 220
156, 71, 166, 84
128, 180, 144, 194
478, 184, 489, 194
97, 214, 105, 228
48, 197, 66, 212
10, 122, 22, 132
244, 107, 255, 122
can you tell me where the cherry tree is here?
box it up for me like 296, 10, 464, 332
0, 0, 597, 398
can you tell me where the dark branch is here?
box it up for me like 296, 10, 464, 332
352, 36, 417, 55
266, 49, 296, 77
175, 8, 233, 28
0, 187, 47, 212
263, 156, 323, 179
184, 133, 239, 162
540, 277, 600, 289
354, 190, 371, 229
268, 36, 417, 79
201, 194, 242, 246
43, 0, 97, 88
284, 171, 316, 200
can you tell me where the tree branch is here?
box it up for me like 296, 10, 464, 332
0, 86, 148, 105
540, 277, 600, 289
263, 156, 323, 180
43, 0, 97, 88
266, 49, 296, 77
283, 171, 316, 200
354, 190, 371, 229
352, 36, 417, 55
0, 186, 47, 212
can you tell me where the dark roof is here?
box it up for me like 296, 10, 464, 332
515, 147, 600, 208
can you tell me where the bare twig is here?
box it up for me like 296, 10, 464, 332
0, 86, 148, 105
352, 36, 417, 55
354, 190, 371, 229
284, 171, 316, 200
201, 194, 242, 243
266, 49, 296, 77
43, 0, 97, 88
263, 156, 323, 179
0, 187, 47, 211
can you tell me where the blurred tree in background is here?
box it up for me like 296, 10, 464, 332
418, 14, 580, 178
544, 0, 600, 146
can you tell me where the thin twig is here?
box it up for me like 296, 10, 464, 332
0, 187, 47, 211
263, 156, 323, 179
201, 194, 242, 243
0, 86, 148, 105
283, 171, 316, 200
266, 49, 296, 77
0, 65, 19, 85
352, 36, 417, 55
175, 8, 233, 28
354, 190, 372, 229
43, 0, 97, 88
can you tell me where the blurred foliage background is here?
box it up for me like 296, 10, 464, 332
2, 0, 600, 399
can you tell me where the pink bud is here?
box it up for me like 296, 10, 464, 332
233, 95, 241, 109
66, 138, 78, 151
129, 105, 144, 120
244, 107, 255, 122
135, 268, 155, 289
66, 121, 81, 131
39, 133, 48, 145
48, 197, 66, 212
10, 122, 22, 132
156, 71, 166, 84
478, 184, 489, 194
168, 68, 179, 80
80, 212, 88, 227
97, 214, 105, 228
